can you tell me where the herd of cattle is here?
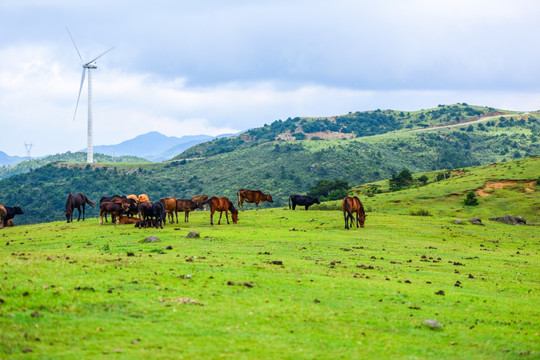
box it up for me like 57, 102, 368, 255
0, 189, 366, 230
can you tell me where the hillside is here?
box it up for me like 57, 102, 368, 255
0, 152, 146, 180
0, 151, 27, 167
173, 104, 505, 160
0, 105, 538, 225
314, 157, 539, 223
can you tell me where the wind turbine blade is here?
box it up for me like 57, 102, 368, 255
66, 27, 84, 63
85, 47, 115, 65
73, 68, 86, 121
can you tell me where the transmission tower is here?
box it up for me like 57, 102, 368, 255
24, 142, 33, 157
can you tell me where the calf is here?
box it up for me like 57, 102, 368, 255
289, 195, 320, 210
99, 201, 128, 225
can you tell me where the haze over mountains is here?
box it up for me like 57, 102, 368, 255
0, 132, 235, 166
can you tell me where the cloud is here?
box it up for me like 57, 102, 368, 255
1, 1, 540, 157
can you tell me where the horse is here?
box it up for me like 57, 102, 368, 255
207, 197, 238, 225
65, 193, 95, 223
342, 196, 366, 229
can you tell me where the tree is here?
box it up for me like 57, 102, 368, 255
307, 179, 349, 200
389, 169, 413, 191
418, 175, 428, 185
464, 191, 478, 206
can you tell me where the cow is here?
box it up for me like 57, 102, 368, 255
99, 201, 129, 225
176, 199, 203, 223
137, 201, 165, 229
289, 195, 320, 210
207, 197, 238, 225
6, 219, 14, 227
342, 196, 366, 230
0, 205, 24, 229
160, 197, 178, 224
192, 195, 209, 210
118, 216, 140, 225
65, 192, 95, 222
237, 189, 273, 211
99, 195, 138, 222
138, 194, 150, 203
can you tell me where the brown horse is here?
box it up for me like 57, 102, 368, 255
208, 196, 238, 225
342, 196, 366, 229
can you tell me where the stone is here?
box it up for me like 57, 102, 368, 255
144, 236, 160, 243
469, 217, 484, 226
451, 219, 463, 224
423, 319, 442, 329
186, 231, 200, 239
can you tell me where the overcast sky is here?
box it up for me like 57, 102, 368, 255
1, 0, 539, 157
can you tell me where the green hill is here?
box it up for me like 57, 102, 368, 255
0, 105, 538, 225
0, 152, 146, 180
315, 156, 539, 223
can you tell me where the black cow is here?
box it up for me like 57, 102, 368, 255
0, 206, 24, 228
138, 201, 165, 229
289, 195, 320, 210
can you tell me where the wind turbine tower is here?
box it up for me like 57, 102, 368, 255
67, 28, 114, 163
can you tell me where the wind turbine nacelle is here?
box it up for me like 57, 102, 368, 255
86, 62, 98, 69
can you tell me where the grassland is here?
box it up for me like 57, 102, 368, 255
1, 208, 538, 359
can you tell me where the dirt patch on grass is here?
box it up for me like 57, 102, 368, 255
475, 181, 535, 197
476, 181, 516, 197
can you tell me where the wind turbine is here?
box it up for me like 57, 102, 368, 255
67, 28, 114, 164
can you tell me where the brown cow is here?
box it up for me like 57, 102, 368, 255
192, 195, 209, 210
342, 196, 366, 230
138, 194, 150, 203
117, 216, 140, 225
176, 199, 203, 223
237, 189, 273, 211
100, 201, 129, 225
160, 197, 178, 224
208, 197, 238, 225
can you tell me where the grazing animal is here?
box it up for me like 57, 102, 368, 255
342, 196, 366, 229
237, 189, 273, 211
207, 197, 238, 225
6, 219, 14, 227
99, 201, 128, 225
160, 197, 178, 224
191, 195, 209, 210
176, 199, 203, 223
126, 194, 138, 202
289, 195, 320, 210
137, 201, 165, 229
65, 192, 95, 223
0, 205, 23, 229
99, 195, 137, 222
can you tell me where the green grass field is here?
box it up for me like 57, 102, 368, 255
1, 208, 538, 359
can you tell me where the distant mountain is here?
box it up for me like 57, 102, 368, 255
90, 132, 217, 161
0, 151, 27, 167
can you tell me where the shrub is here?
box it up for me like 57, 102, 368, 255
409, 209, 432, 216
464, 191, 479, 206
